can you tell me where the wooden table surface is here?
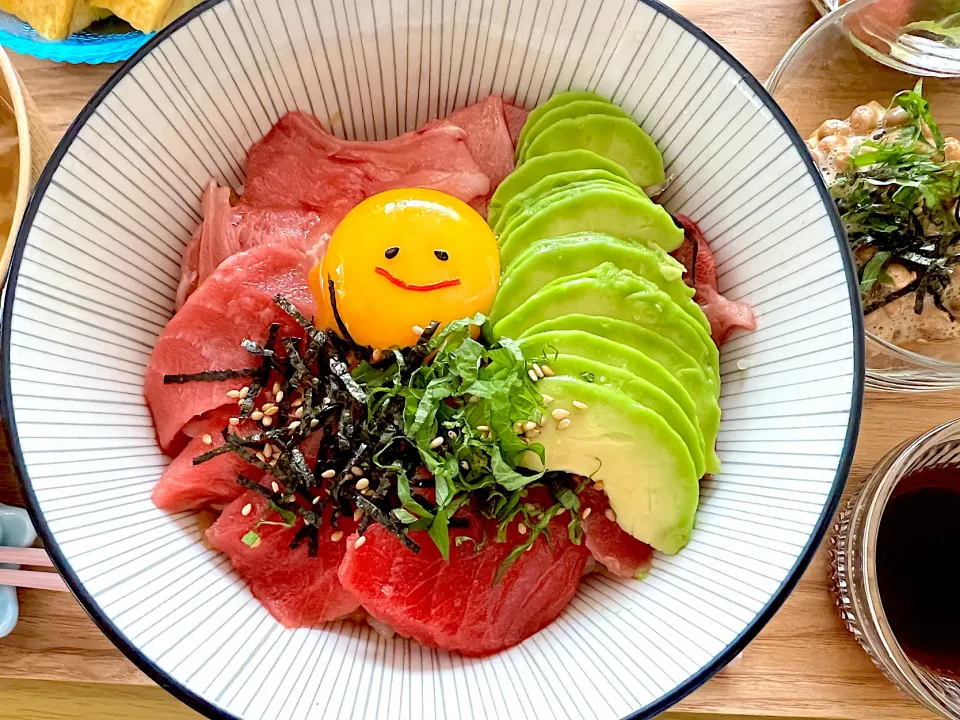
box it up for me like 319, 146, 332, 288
0, 0, 950, 718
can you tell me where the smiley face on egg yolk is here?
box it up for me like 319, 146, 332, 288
310, 188, 500, 349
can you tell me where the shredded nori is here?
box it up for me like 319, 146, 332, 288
174, 295, 433, 555
163, 367, 258, 384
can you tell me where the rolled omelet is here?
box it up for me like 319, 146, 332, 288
0, 0, 110, 40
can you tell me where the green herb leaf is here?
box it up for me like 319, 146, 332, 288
241, 530, 260, 547
860, 250, 892, 293
393, 507, 419, 524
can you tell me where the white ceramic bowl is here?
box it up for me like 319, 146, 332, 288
0, 1, 864, 718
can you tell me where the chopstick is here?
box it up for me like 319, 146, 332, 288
0, 547, 55, 567
0, 568, 69, 592
0, 547, 70, 592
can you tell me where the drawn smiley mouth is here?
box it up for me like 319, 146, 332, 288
375, 266, 461, 292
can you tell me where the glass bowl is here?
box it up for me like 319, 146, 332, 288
831, 418, 960, 718
809, 0, 960, 76
767, 0, 960, 391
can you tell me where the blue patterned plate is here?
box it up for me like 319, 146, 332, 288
0, 11, 149, 64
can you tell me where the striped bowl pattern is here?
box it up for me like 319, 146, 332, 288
0, 1, 864, 719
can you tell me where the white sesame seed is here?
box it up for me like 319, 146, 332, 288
538, 417, 546, 427
263, 444, 273, 458
541, 364, 555, 377
524, 428, 541, 439
371, 349, 383, 362
288, 420, 302, 431
256, 451, 267, 463
524, 503, 536, 513
269, 458, 278, 467
605, 508, 617, 522
264, 405, 279, 417
312, 495, 322, 505
354, 535, 367, 549
527, 369, 539, 382
532, 362, 545, 378
292, 398, 303, 408
239, 386, 250, 399
556, 507, 566, 517
275, 391, 284, 403
294, 406, 304, 419
354, 508, 363, 522
251, 537, 262, 549
523, 421, 537, 432
272, 381, 281, 395
551, 408, 570, 421
572, 400, 588, 410
310, 418, 320, 428
468, 395, 480, 404
518, 522, 528, 535
477, 425, 490, 432
581, 507, 592, 520
229, 417, 240, 426
331, 530, 344, 542
461, 461, 470, 470
202, 434, 213, 445
227, 389, 241, 399
356, 478, 370, 490
447, 430, 456, 439
558, 418, 571, 430
429, 436, 444, 449
241, 503, 253, 517
321, 469, 336, 479
513, 421, 524, 434
251, 410, 264, 421
271, 481, 280, 493
541, 393, 554, 404
412, 325, 424, 336
262, 416, 273, 427
351, 465, 364, 476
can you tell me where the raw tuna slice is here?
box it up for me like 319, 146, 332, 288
673, 214, 757, 346
502, 102, 530, 149
145, 244, 315, 452
241, 112, 490, 215
208, 492, 360, 627
579, 484, 653, 579
338, 496, 591, 656
447, 96, 516, 194
176, 182, 329, 308
152, 407, 262, 512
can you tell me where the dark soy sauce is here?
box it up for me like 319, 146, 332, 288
876, 467, 960, 677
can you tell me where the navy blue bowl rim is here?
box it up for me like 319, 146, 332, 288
0, 1, 865, 718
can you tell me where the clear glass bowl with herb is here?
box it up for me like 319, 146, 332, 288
768, 0, 960, 391
808, 0, 960, 77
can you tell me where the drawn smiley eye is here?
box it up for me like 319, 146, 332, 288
384, 246, 400, 259
434, 249, 449, 261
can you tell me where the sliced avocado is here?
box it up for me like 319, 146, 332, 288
517, 327, 720, 474
498, 186, 683, 265
493, 170, 642, 235
492, 264, 720, 385
497, 179, 647, 247
514, 90, 611, 160
491, 234, 698, 329
532, 353, 705, 477
524, 115, 665, 187
517, 99, 630, 162
524, 376, 699, 554
488, 149, 633, 227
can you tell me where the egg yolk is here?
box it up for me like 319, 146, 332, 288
310, 188, 500, 349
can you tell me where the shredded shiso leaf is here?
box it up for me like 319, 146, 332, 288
831, 81, 960, 316
164, 296, 583, 580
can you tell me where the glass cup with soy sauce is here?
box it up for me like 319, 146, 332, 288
833, 418, 960, 717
